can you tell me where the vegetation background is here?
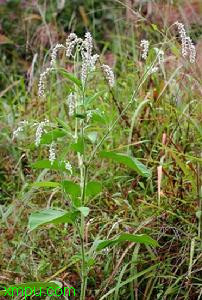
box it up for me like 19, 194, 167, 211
0, 0, 202, 299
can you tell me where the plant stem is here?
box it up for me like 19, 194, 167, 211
80, 164, 88, 300
80, 82, 88, 300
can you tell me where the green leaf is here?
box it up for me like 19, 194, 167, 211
62, 180, 81, 199
0, 282, 61, 296
100, 151, 151, 177
92, 112, 106, 124
75, 113, 86, 119
77, 206, 90, 217
196, 210, 201, 219
32, 160, 70, 172
86, 181, 102, 197
151, 23, 158, 31
96, 233, 159, 251
58, 68, 82, 89
28, 208, 78, 231
32, 182, 61, 188
84, 90, 105, 106
71, 138, 84, 154
87, 131, 98, 143
40, 129, 66, 144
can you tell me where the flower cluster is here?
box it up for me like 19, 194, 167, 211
50, 44, 65, 66
80, 32, 100, 85
64, 161, 72, 174
147, 66, 159, 75
66, 33, 79, 57
154, 48, 164, 65
38, 31, 114, 97
49, 142, 56, 165
175, 21, 196, 63
140, 40, 149, 60
36, 32, 116, 173
67, 92, 76, 116
186, 36, 196, 64
102, 64, 115, 87
12, 120, 29, 139
38, 67, 53, 98
35, 119, 49, 147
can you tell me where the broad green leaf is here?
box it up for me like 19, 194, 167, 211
100, 151, 151, 177
62, 180, 81, 199
77, 206, 90, 217
96, 233, 159, 251
28, 208, 78, 231
32, 160, 70, 172
58, 68, 82, 89
40, 129, 66, 144
86, 181, 102, 197
32, 182, 61, 188
71, 138, 84, 154
0, 282, 61, 296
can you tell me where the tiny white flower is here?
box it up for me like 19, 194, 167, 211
140, 40, 149, 60
49, 142, 56, 165
35, 119, 49, 147
38, 67, 53, 97
12, 120, 29, 139
175, 21, 189, 58
87, 111, 93, 122
80, 32, 99, 85
186, 36, 196, 63
90, 54, 99, 71
102, 64, 115, 87
67, 92, 76, 116
64, 161, 72, 174
154, 48, 164, 64
82, 32, 93, 60
50, 44, 65, 66
148, 66, 159, 75
81, 57, 88, 85
175, 21, 196, 63
66, 33, 78, 57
